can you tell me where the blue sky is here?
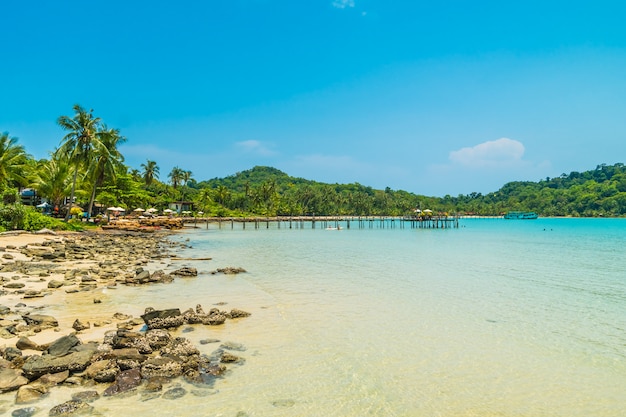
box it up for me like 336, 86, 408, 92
3, 1, 626, 196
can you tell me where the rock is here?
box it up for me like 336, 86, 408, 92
22, 290, 44, 299
48, 400, 93, 416
22, 347, 96, 380
141, 308, 184, 329
2, 254, 14, 260
112, 330, 152, 354
140, 357, 183, 379
4, 282, 25, 289
160, 337, 199, 358
21, 314, 58, 329
199, 338, 220, 345
15, 337, 41, 351
216, 267, 246, 275
84, 360, 120, 383
102, 368, 142, 396
220, 352, 243, 363
228, 309, 251, 319
143, 377, 165, 392
144, 329, 172, 350
220, 341, 247, 352
15, 383, 48, 404
0, 367, 28, 392
71, 390, 99, 403
112, 312, 131, 320
3, 347, 22, 361
272, 399, 296, 407
162, 386, 187, 400
170, 267, 197, 277
11, 407, 39, 417
36, 370, 69, 386
72, 319, 90, 332
47, 280, 64, 289
46, 334, 80, 356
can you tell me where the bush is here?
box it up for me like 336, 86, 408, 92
0, 204, 79, 231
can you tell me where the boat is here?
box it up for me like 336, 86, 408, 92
503, 211, 538, 220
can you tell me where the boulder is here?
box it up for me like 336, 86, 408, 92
47, 280, 64, 289
16, 337, 41, 351
0, 367, 28, 392
15, 382, 48, 404
102, 368, 142, 396
46, 334, 80, 356
140, 356, 183, 379
72, 319, 90, 332
48, 400, 93, 416
141, 308, 184, 329
21, 314, 58, 329
22, 346, 96, 380
170, 267, 197, 277
84, 360, 120, 383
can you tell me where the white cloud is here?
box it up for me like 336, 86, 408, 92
235, 140, 276, 156
332, 0, 355, 9
449, 137, 525, 168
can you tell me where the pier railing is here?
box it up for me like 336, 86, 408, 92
180, 215, 460, 230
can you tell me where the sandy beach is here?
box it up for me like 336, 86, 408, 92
0, 228, 251, 415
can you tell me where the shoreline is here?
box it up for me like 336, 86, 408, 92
0, 228, 250, 414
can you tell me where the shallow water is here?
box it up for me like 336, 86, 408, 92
3, 218, 626, 416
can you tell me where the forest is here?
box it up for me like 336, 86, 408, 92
1, 105, 625, 231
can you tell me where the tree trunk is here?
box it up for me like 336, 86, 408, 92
65, 168, 78, 221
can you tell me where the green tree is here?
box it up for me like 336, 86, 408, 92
57, 105, 103, 220
31, 154, 71, 210
141, 159, 160, 186
0, 132, 29, 188
86, 126, 126, 216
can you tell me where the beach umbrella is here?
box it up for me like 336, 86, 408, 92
163, 209, 174, 214
133, 208, 145, 212
146, 208, 158, 213
182, 210, 191, 215
36, 202, 52, 209
197, 211, 204, 215
107, 207, 117, 211
423, 209, 433, 214
115, 207, 126, 212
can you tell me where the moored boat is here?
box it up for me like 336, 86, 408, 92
503, 211, 538, 220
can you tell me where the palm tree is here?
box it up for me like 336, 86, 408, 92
140, 160, 160, 186
31, 154, 71, 211
57, 105, 103, 220
85, 126, 126, 217
0, 132, 29, 188
168, 166, 184, 189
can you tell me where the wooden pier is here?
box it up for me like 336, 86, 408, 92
180, 215, 460, 230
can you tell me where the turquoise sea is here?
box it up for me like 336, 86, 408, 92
6, 218, 626, 416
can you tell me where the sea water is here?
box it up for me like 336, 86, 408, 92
4, 218, 626, 416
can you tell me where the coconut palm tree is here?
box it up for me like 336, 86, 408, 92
31, 154, 71, 211
140, 159, 160, 186
85, 126, 126, 217
57, 105, 103, 220
0, 132, 29, 188
168, 166, 184, 189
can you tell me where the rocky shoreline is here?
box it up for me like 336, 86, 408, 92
0, 230, 250, 416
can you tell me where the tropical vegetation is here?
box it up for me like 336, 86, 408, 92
1, 105, 626, 232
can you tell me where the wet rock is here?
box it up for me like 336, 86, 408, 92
102, 368, 142, 396
272, 399, 295, 407
3, 347, 22, 362
4, 282, 25, 289
11, 406, 39, 417
162, 386, 186, 400
199, 339, 220, 345
143, 376, 165, 392
71, 390, 99, 403
21, 346, 96, 380
112, 312, 132, 321
48, 400, 93, 416
227, 309, 251, 319
160, 337, 199, 358
144, 329, 172, 350
216, 267, 246, 275
140, 357, 183, 379
0, 367, 28, 392
220, 352, 243, 364
15, 383, 48, 404
170, 267, 197, 277
141, 308, 184, 329
36, 370, 69, 387
84, 360, 120, 383
112, 330, 152, 354
220, 341, 247, 352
